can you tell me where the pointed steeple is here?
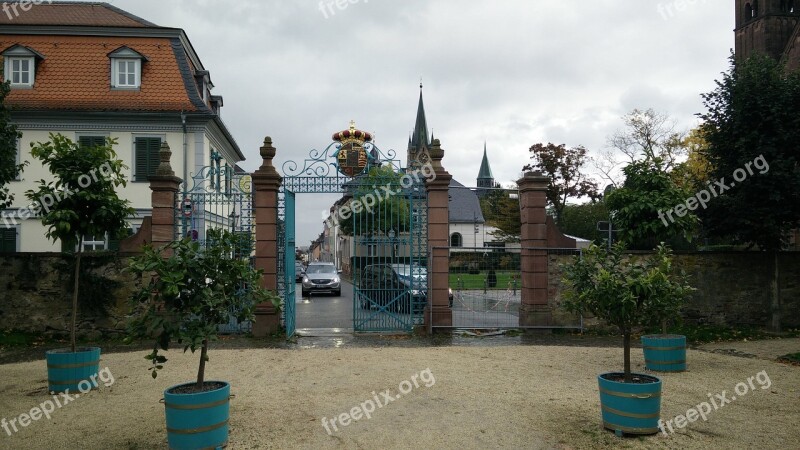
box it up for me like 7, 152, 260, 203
477, 142, 495, 189
410, 83, 430, 150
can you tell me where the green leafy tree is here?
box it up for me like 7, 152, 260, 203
609, 108, 686, 174
480, 185, 521, 243
671, 126, 713, 192
699, 54, 800, 330
523, 143, 599, 223
127, 229, 281, 388
0, 79, 24, 209
561, 243, 692, 382
606, 159, 697, 250
25, 134, 134, 352
558, 200, 609, 244
339, 165, 410, 236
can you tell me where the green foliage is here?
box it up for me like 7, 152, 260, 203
524, 143, 600, 222
609, 108, 686, 174
25, 134, 134, 249
339, 165, 410, 236
561, 243, 693, 380
606, 159, 697, 250
480, 187, 521, 242
699, 54, 800, 251
558, 201, 609, 244
25, 134, 133, 352
0, 79, 25, 209
126, 229, 281, 385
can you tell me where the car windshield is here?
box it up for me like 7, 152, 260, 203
393, 265, 427, 283
306, 265, 336, 274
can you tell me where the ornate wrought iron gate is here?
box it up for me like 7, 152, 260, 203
278, 126, 428, 336
175, 163, 255, 334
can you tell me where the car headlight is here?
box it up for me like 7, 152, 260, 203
303, 276, 309, 284
333, 276, 340, 283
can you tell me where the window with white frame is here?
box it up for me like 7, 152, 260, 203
2, 44, 43, 88
112, 59, 140, 88
8, 57, 34, 86
82, 234, 108, 252
108, 46, 147, 89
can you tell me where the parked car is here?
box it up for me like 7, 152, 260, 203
301, 262, 341, 297
295, 262, 306, 283
359, 264, 427, 313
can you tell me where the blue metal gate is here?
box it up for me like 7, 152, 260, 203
278, 123, 428, 335
176, 162, 255, 334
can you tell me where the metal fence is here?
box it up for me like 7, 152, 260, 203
440, 247, 583, 330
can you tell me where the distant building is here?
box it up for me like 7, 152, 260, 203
476, 142, 495, 196
735, 0, 800, 70
406, 88, 498, 250
0, 2, 242, 252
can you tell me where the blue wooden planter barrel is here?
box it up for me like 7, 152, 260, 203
164, 381, 230, 450
598, 372, 662, 435
45, 347, 101, 393
641, 335, 687, 372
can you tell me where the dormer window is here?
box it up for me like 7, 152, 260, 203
108, 46, 147, 89
2, 44, 44, 88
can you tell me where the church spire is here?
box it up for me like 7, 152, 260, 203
477, 142, 495, 190
410, 83, 430, 150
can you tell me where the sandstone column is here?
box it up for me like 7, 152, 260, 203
149, 142, 181, 255
425, 139, 453, 332
251, 137, 282, 337
518, 171, 552, 327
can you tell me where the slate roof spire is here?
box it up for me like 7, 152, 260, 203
410, 82, 430, 149
477, 142, 495, 190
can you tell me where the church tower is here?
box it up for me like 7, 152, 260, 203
735, 0, 799, 63
477, 143, 495, 191
407, 84, 432, 170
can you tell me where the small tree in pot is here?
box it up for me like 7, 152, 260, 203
561, 243, 692, 435
127, 229, 281, 449
26, 134, 133, 393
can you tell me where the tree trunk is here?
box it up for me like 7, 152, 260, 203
661, 319, 668, 335
196, 340, 208, 389
771, 251, 781, 332
71, 241, 82, 353
623, 332, 632, 383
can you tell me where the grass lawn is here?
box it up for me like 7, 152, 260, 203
449, 271, 519, 290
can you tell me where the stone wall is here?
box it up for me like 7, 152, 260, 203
549, 252, 800, 329
0, 253, 137, 339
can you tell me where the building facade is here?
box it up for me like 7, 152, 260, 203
735, 0, 800, 70
0, 2, 242, 252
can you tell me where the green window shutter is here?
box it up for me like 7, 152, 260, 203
134, 137, 162, 182
0, 228, 16, 253
79, 136, 106, 149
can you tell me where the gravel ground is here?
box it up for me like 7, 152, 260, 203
0, 340, 798, 449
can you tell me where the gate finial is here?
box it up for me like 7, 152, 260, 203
156, 141, 175, 177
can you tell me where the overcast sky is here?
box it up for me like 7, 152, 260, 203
104, 0, 733, 245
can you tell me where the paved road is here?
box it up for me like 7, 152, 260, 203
295, 280, 355, 331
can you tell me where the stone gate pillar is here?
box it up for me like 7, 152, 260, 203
425, 139, 453, 332
252, 137, 282, 337
149, 142, 181, 255
518, 171, 552, 327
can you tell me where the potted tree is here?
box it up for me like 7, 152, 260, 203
127, 229, 281, 450
562, 243, 692, 436
26, 134, 133, 393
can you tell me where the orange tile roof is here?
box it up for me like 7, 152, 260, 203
1, 35, 206, 112
0, 2, 155, 27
